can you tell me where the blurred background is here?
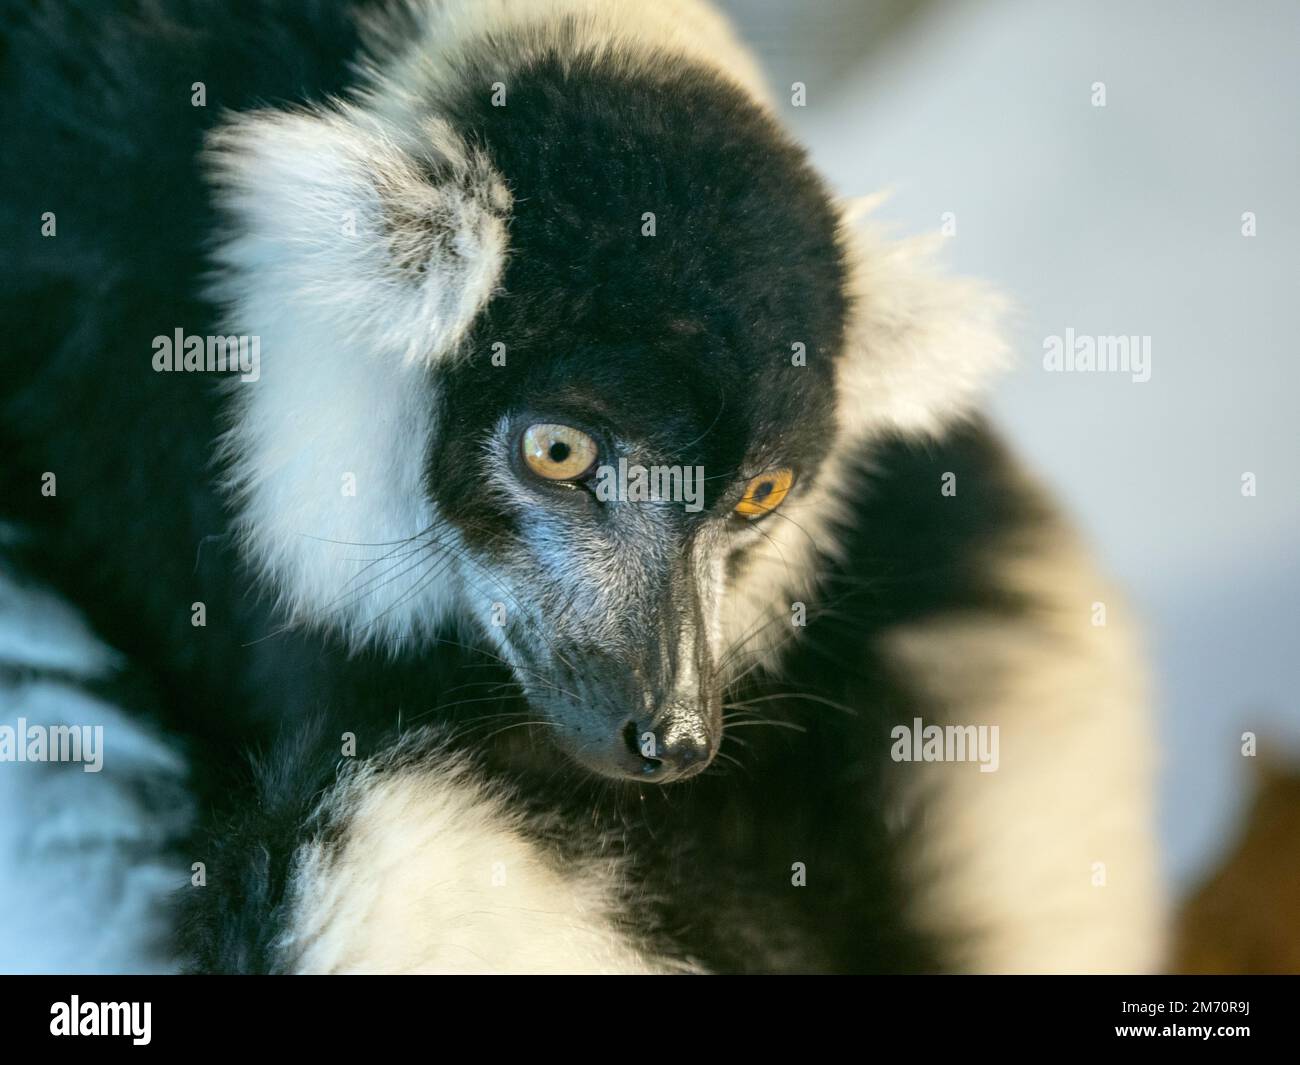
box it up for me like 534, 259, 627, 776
718, 0, 1299, 906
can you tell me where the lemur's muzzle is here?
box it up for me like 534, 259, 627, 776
547, 590, 721, 783
548, 652, 720, 782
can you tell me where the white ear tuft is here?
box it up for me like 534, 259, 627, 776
205, 106, 510, 645
835, 201, 1012, 442
206, 106, 510, 365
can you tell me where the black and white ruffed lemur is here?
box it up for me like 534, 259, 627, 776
0, 0, 1163, 973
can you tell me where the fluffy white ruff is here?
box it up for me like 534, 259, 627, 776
0, 562, 190, 974
207, 107, 509, 646
279, 739, 677, 974
836, 194, 1012, 442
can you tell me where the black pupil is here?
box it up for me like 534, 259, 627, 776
752, 480, 773, 503
549, 441, 571, 463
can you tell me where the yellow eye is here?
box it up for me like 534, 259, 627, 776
521, 423, 599, 481
734, 469, 794, 519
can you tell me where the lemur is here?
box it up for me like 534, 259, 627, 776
0, 0, 1165, 973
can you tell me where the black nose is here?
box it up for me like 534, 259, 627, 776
621, 718, 711, 782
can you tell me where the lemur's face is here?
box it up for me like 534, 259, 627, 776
422, 63, 848, 781
213, 59, 898, 786
430, 322, 839, 781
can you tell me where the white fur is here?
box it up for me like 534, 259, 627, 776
208, 107, 508, 644
280, 744, 676, 974
0, 562, 191, 974
882, 513, 1166, 973
356, 0, 772, 113
0, 566, 121, 678
835, 195, 1012, 442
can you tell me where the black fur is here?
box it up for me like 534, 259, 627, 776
433, 44, 847, 529
3, 1, 1045, 973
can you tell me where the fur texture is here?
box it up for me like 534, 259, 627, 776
0, 553, 191, 973
278, 732, 675, 974
208, 106, 511, 642
1, 0, 1162, 974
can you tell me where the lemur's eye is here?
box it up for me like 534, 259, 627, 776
521, 423, 599, 481
734, 469, 794, 520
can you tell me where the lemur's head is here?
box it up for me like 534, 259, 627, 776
209, 10, 1007, 782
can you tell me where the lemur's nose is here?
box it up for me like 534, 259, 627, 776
621, 716, 712, 782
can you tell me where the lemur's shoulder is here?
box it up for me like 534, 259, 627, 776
827, 422, 1165, 973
